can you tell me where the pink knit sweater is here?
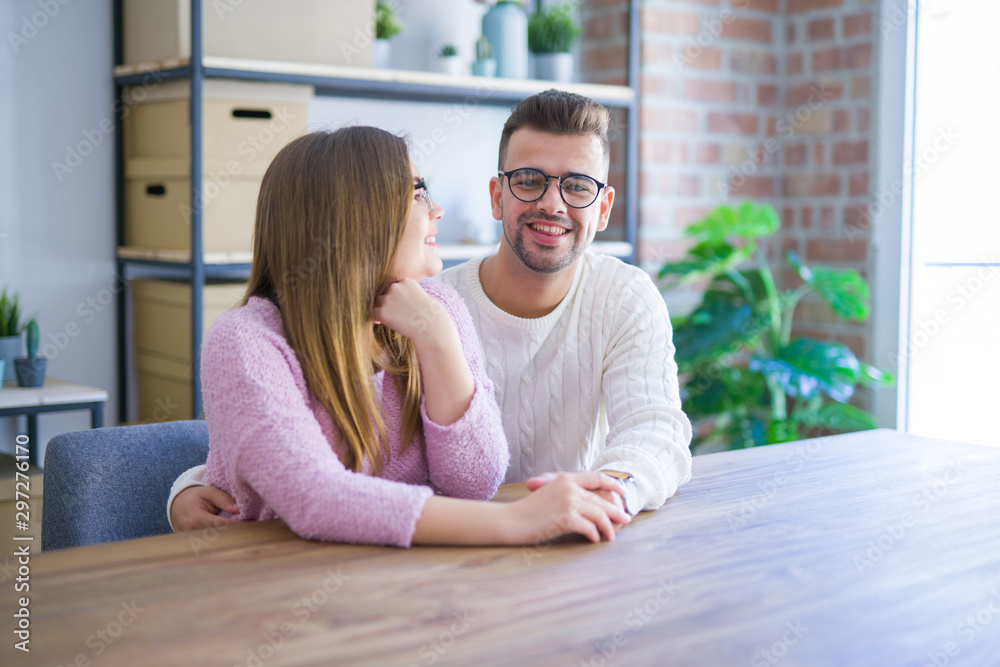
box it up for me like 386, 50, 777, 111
201, 280, 509, 548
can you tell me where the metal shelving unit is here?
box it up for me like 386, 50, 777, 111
112, 0, 641, 422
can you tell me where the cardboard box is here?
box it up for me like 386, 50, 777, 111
124, 79, 312, 164
0, 454, 43, 549
123, 0, 374, 68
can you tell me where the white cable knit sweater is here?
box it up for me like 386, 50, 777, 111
433, 251, 692, 511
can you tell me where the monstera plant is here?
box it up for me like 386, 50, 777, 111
658, 202, 893, 451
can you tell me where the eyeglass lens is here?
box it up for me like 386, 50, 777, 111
507, 169, 600, 208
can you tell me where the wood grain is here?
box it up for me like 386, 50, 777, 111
6, 429, 1000, 667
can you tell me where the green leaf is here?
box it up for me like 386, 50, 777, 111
786, 250, 813, 283
809, 267, 871, 321
672, 295, 757, 371
657, 241, 755, 287
750, 338, 862, 403
859, 362, 894, 387
682, 368, 767, 418
687, 202, 780, 245
803, 403, 878, 432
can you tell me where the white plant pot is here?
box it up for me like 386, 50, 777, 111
436, 56, 465, 76
534, 52, 574, 83
374, 39, 391, 69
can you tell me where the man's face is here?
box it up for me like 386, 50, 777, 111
490, 128, 614, 275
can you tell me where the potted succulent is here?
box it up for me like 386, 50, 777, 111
374, 0, 404, 69
528, 2, 581, 82
0, 287, 23, 383
14, 319, 46, 388
435, 44, 463, 76
471, 36, 496, 77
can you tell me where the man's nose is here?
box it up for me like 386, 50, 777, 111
536, 179, 567, 215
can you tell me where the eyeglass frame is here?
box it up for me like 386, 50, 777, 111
413, 179, 434, 209
497, 168, 607, 209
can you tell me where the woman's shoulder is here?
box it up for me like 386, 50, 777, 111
204, 296, 289, 354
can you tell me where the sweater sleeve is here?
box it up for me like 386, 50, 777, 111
418, 280, 509, 500
166, 464, 208, 532
590, 271, 693, 511
201, 310, 433, 548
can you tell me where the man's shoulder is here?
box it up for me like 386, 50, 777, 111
578, 252, 658, 298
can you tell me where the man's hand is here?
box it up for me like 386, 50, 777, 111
170, 485, 241, 532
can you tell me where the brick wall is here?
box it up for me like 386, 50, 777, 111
580, 0, 877, 360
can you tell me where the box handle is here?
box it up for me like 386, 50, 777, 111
231, 108, 273, 120
146, 184, 166, 196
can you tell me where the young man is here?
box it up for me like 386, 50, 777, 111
169, 90, 691, 529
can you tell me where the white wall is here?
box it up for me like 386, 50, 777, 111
1, 0, 117, 463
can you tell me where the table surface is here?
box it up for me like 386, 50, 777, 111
0, 377, 108, 409
9, 429, 1000, 667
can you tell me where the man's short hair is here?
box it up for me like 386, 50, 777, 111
498, 89, 612, 174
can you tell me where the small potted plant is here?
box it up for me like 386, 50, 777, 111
435, 43, 463, 76
0, 287, 23, 383
14, 319, 46, 388
471, 36, 496, 77
374, 0, 404, 69
528, 2, 581, 82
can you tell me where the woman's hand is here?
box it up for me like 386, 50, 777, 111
503, 472, 631, 544
170, 485, 241, 532
372, 278, 450, 344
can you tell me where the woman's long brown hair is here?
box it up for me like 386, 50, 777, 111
243, 127, 422, 473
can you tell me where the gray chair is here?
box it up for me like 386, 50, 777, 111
42, 420, 209, 551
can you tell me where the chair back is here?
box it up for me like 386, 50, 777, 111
42, 420, 209, 550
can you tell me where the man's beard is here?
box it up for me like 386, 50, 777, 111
504, 210, 584, 275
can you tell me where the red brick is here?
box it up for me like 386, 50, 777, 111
642, 8, 701, 35
813, 44, 873, 72
642, 42, 672, 64
731, 50, 777, 75
707, 112, 758, 134
857, 108, 871, 132
843, 12, 872, 37
801, 207, 814, 228
741, 0, 780, 11
788, 0, 843, 12
697, 143, 721, 164
675, 207, 713, 226
586, 15, 614, 40
787, 81, 842, 106
834, 109, 851, 132
785, 144, 807, 166
784, 174, 841, 197
787, 53, 804, 75
787, 22, 796, 44
678, 0, 721, 5
807, 17, 835, 41
844, 204, 871, 228
833, 333, 866, 359
728, 176, 775, 197
757, 84, 780, 106
589, 0, 629, 7
782, 207, 795, 226
833, 140, 868, 164
639, 171, 653, 197
585, 45, 628, 71
852, 76, 871, 99
814, 143, 826, 166
641, 74, 669, 96
684, 79, 738, 103
641, 107, 700, 132
820, 206, 835, 227
677, 175, 701, 197
586, 72, 627, 86
806, 238, 867, 262
686, 47, 723, 70
720, 17, 773, 43
849, 172, 869, 197
766, 116, 777, 137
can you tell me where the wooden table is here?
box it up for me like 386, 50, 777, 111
9, 429, 1000, 666
0, 378, 107, 466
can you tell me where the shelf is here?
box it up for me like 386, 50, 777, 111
117, 241, 634, 268
114, 56, 636, 108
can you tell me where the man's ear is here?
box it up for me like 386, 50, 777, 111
489, 176, 503, 221
598, 186, 615, 232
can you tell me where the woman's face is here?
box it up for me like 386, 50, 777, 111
392, 160, 444, 281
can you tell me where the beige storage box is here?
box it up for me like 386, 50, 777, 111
0, 454, 43, 548
133, 279, 246, 363
124, 79, 312, 164
133, 279, 246, 422
125, 158, 264, 254
123, 0, 374, 68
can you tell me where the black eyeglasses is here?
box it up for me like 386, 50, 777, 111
414, 179, 433, 208
498, 168, 606, 209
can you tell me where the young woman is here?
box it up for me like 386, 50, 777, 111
187, 127, 629, 547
